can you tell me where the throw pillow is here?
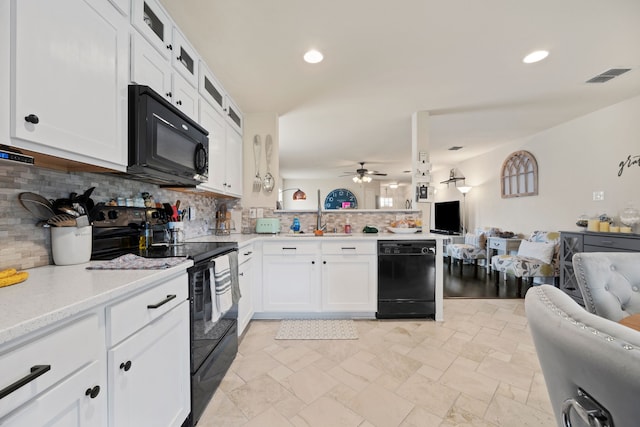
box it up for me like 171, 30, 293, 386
517, 240, 555, 264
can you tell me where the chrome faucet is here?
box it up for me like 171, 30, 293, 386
316, 189, 325, 231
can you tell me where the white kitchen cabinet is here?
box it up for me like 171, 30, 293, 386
224, 96, 243, 136
0, 313, 106, 426
1, 361, 105, 427
132, 0, 198, 86
199, 62, 226, 116
321, 242, 377, 312
262, 242, 321, 312
131, 0, 172, 60
131, 32, 198, 120
238, 244, 255, 335
260, 240, 377, 315
224, 126, 243, 197
10, 0, 129, 170
198, 99, 243, 197
131, 31, 172, 99
171, 27, 199, 88
172, 72, 199, 119
108, 301, 190, 427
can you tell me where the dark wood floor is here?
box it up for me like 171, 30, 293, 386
443, 258, 529, 299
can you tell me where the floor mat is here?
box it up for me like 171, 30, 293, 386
275, 319, 358, 340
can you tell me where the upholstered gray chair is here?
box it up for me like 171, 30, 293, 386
525, 285, 640, 427
573, 252, 640, 322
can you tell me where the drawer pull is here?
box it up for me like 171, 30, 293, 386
243, 251, 252, 256
282, 247, 297, 250
85, 385, 101, 399
0, 364, 51, 399
341, 247, 357, 250
147, 294, 177, 309
600, 240, 614, 246
120, 361, 132, 372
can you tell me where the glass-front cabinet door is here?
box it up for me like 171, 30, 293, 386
131, 0, 172, 59
172, 28, 199, 88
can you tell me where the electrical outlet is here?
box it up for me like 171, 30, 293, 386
257, 208, 264, 218
593, 191, 605, 201
249, 208, 256, 218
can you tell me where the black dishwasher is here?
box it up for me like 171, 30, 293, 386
377, 240, 436, 319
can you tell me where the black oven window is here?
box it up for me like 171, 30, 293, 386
155, 119, 196, 168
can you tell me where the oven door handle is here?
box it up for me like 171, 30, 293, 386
147, 294, 177, 309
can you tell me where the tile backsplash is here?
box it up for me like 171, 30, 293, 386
0, 164, 235, 271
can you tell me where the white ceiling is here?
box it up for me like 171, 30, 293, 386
160, 0, 640, 182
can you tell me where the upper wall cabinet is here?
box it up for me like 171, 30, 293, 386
10, 0, 129, 171
224, 96, 243, 136
131, 0, 199, 88
131, 32, 198, 120
131, 0, 172, 60
199, 62, 225, 116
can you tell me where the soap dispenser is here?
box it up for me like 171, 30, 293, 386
291, 217, 301, 233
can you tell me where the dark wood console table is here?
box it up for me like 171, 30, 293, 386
560, 231, 640, 305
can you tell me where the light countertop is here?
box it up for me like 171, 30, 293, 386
2, 231, 449, 347
0, 260, 192, 346
188, 232, 452, 246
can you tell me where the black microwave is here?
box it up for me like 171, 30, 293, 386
127, 85, 208, 186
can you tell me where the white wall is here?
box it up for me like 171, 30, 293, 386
242, 113, 279, 209
432, 94, 640, 235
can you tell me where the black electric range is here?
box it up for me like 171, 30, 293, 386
90, 205, 239, 427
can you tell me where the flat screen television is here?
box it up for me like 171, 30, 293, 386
433, 200, 461, 235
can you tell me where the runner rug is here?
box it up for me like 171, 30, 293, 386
275, 319, 358, 340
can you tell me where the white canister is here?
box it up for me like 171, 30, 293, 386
51, 226, 92, 265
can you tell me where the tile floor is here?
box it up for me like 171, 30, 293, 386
197, 299, 555, 426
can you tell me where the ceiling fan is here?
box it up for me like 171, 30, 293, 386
341, 162, 387, 183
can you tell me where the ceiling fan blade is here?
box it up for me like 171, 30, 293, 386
371, 172, 387, 176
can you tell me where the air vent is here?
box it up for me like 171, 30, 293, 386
448, 146, 463, 151
586, 68, 631, 83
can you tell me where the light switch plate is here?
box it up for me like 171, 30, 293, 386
593, 191, 605, 201
249, 208, 256, 218
256, 208, 264, 218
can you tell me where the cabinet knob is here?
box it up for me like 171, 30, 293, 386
24, 114, 39, 124
85, 385, 101, 399
167, 44, 173, 51
166, 92, 172, 98
311, 261, 315, 264
239, 272, 244, 276
323, 261, 327, 264
120, 360, 132, 372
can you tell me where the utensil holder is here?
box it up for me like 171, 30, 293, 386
51, 226, 92, 265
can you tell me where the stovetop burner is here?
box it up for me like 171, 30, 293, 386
90, 206, 237, 263
92, 242, 237, 263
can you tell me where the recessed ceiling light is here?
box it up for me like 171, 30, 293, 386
303, 49, 323, 64
523, 50, 549, 64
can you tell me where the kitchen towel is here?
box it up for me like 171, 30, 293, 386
86, 253, 189, 270
213, 254, 232, 317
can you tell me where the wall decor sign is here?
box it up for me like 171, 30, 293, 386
500, 150, 538, 198
618, 154, 640, 177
